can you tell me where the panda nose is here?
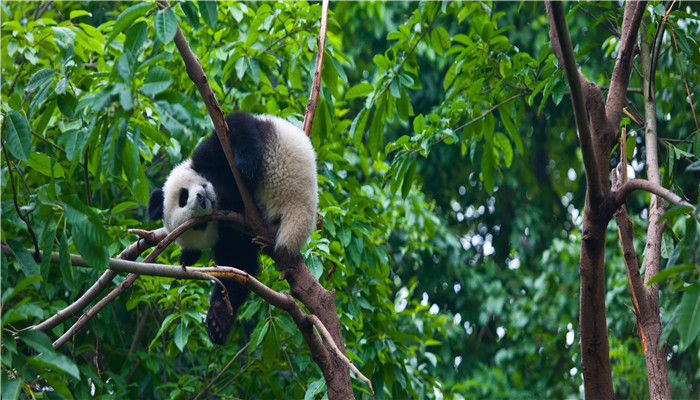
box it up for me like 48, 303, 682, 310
196, 192, 206, 208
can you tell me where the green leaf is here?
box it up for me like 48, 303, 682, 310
1, 275, 41, 305
18, 330, 54, 353
29, 351, 81, 380
70, 10, 91, 19
686, 160, 700, 172
124, 21, 148, 54
413, 113, 425, 134
646, 264, 696, 285
174, 321, 189, 351
346, 82, 373, 100
6, 239, 40, 282
350, 108, 369, 149
180, 2, 200, 28
154, 8, 177, 44
625, 134, 636, 159
116, 51, 134, 83
141, 66, 172, 97
27, 68, 55, 92
106, 2, 154, 46
28, 152, 64, 178
249, 320, 269, 352
304, 378, 326, 400
494, 133, 513, 168
58, 128, 89, 162
57, 93, 78, 119
262, 321, 280, 368
1, 374, 22, 400
150, 313, 178, 350
42, 374, 75, 400
5, 110, 33, 161
199, 0, 218, 28
401, 159, 417, 199
369, 101, 386, 158
677, 285, 700, 350
59, 231, 75, 292
658, 205, 694, 223
55, 76, 68, 95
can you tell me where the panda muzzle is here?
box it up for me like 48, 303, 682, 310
196, 192, 208, 209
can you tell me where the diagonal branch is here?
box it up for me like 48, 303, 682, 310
606, 1, 647, 129
302, 0, 329, 136
545, 1, 602, 202
156, 0, 265, 235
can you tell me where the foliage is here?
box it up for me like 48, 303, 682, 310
1, 1, 699, 399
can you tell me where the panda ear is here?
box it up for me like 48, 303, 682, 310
148, 189, 164, 221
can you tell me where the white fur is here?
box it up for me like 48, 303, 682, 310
255, 116, 318, 254
162, 160, 219, 250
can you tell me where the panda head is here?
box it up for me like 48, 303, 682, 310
148, 160, 219, 250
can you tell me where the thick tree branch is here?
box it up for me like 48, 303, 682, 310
308, 315, 374, 397
606, 1, 647, 129
156, 0, 265, 235
614, 179, 696, 217
545, 1, 602, 202
302, 0, 329, 136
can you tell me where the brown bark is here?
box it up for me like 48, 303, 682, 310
638, 23, 672, 399
545, 2, 648, 398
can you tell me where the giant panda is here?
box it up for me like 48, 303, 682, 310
148, 112, 318, 344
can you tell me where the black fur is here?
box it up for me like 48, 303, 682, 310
147, 188, 164, 220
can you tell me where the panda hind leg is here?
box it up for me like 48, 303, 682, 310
179, 249, 202, 269
205, 227, 260, 344
206, 279, 250, 345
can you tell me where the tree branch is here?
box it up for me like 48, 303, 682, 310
36, 212, 244, 347
2, 142, 40, 260
24, 229, 164, 332
156, 0, 265, 235
614, 179, 696, 220
606, 1, 647, 129
545, 1, 602, 202
302, 0, 329, 136
308, 315, 374, 398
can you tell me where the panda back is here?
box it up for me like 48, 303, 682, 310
255, 116, 318, 254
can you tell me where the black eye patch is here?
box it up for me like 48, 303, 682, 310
179, 188, 189, 207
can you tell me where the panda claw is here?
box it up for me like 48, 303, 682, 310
252, 234, 273, 249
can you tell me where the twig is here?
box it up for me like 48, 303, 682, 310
25, 230, 164, 332
454, 93, 528, 132
667, 25, 699, 131
650, 1, 675, 96
308, 315, 374, 398
49, 212, 248, 348
302, 0, 329, 136
2, 142, 41, 261
84, 146, 92, 207
193, 342, 250, 400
